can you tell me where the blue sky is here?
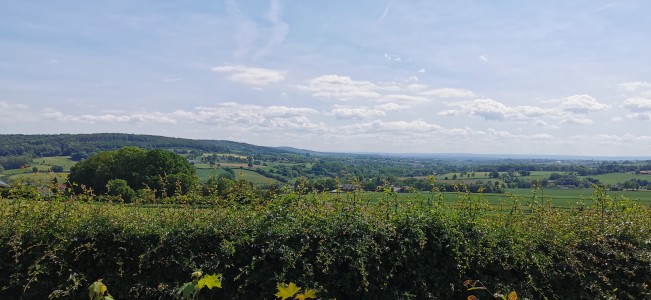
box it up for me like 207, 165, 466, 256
2, 1, 651, 156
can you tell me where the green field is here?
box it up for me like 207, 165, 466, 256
357, 188, 651, 210
233, 169, 278, 185
32, 156, 77, 170
194, 167, 278, 186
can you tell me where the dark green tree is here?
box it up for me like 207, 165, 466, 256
69, 147, 197, 197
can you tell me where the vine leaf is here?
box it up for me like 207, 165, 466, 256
295, 288, 318, 300
197, 274, 222, 290
275, 282, 301, 300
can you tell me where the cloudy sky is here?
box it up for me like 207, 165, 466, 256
2, 1, 651, 156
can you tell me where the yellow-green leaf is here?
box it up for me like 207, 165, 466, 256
508, 291, 518, 300
295, 288, 318, 300
197, 273, 223, 290
89, 279, 107, 300
275, 282, 301, 300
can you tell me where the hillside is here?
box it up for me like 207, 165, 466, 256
0, 133, 292, 158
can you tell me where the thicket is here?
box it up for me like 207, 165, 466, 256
0, 181, 649, 299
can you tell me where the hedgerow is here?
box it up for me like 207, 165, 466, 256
0, 182, 649, 299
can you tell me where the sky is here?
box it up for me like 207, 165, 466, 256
2, 1, 651, 156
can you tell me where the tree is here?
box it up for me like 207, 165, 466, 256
106, 179, 136, 202
489, 170, 500, 179
69, 147, 197, 197
32, 167, 38, 173
51, 165, 64, 173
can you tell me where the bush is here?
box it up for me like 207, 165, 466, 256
106, 179, 136, 203
0, 186, 649, 299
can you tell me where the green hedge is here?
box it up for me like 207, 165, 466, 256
1, 189, 650, 299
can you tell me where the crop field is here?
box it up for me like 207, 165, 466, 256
356, 187, 651, 209
233, 169, 278, 185
32, 156, 77, 169
194, 167, 233, 181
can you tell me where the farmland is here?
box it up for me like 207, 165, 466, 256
1, 134, 651, 299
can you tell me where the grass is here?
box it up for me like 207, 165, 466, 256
4, 171, 68, 183
32, 156, 77, 170
357, 187, 651, 210
233, 169, 278, 185
585, 172, 650, 185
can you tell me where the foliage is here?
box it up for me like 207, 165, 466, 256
0, 180, 649, 299
68, 147, 197, 196
275, 282, 317, 300
89, 279, 114, 300
176, 271, 222, 300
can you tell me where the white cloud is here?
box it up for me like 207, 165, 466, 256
617, 82, 651, 92
559, 95, 608, 113
439, 98, 549, 121
622, 97, 651, 112
419, 88, 476, 99
0, 101, 30, 122
381, 94, 428, 104
254, 0, 289, 59
331, 106, 386, 120
212, 65, 286, 85
626, 112, 651, 120
40, 102, 323, 132
384, 53, 402, 61
479, 55, 488, 62
376, 102, 404, 111
298, 75, 380, 100
331, 102, 407, 120
561, 116, 594, 125
343, 120, 443, 134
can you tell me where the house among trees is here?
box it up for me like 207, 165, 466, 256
331, 184, 363, 193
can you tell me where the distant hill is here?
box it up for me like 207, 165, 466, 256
0, 133, 292, 158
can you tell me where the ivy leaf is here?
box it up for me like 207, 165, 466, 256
105, 294, 115, 300
275, 282, 301, 300
197, 273, 223, 290
295, 288, 318, 300
176, 281, 197, 300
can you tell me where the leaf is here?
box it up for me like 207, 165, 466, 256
176, 281, 197, 300
463, 279, 472, 288
197, 273, 222, 290
467, 296, 479, 300
105, 294, 115, 300
89, 279, 107, 300
508, 291, 518, 300
295, 288, 318, 300
467, 287, 488, 291
275, 282, 301, 300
